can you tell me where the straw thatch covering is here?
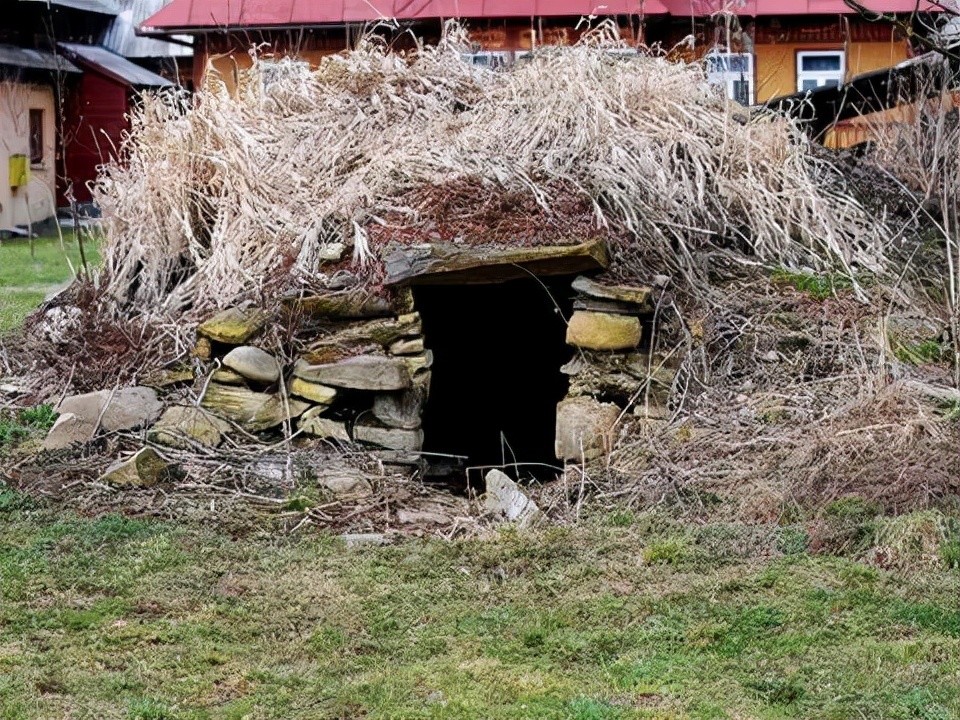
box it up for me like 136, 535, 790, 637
94, 24, 889, 318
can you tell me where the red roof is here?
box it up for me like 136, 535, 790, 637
140, 0, 939, 33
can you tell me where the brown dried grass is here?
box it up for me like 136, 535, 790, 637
93, 23, 890, 322
583, 271, 960, 522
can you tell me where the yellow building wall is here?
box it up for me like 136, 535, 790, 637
0, 82, 57, 231
755, 40, 911, 103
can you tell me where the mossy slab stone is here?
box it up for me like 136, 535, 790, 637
197, 308, 269, 344
288, 377, 338, 404
201, 383, 309, 432
149, 406, 232, 449
299, 414, 351, 442
384, 239, 609, 286
571, 275, 652, 307
301, 313, 421, 361
294, 356, 411, 391
288, 292, 394, 320
100, 447, 174, 487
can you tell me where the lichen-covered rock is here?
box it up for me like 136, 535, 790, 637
149, 406, 232, 449
353, 420, 423, 451
565, 311, 641, 351
401, 351, 433, 377
388, 337, 425, 355
384, 239, 609, 285
318, 242, 347, 261
211, 368, 246, 385
555, 396, 620, 461
193, 336, 212, 360
197, 307, 268, 344
299, 410, 350, 442
288, 377, 337, 404
142, 367, 194, 389
290, 291, 393, 319
318, 468, 371, 496
483, 469, 541, 528
222, 346, 280, 383
572, 275, 651, 307
294, 356, 411, 391
562, 351, 674, 406
301, 313, 422, 361
100, 447, 173, 487
372, 378, 428, 430
201, 383, 309, 432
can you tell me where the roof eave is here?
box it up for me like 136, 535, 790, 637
58, 43, 174, 87
138, 22, 374, 36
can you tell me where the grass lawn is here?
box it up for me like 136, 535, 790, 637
1, 490, 958, 720
0, 232, 101, 334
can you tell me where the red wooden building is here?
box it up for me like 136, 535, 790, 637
58, 43, 173, 205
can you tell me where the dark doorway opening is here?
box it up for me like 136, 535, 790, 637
413, 276, 575, 485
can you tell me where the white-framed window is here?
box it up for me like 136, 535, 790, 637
460, 51, 514, 70
796, 51, 845, 91
706, 52, 754, 105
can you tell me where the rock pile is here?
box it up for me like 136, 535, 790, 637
43, 386, 164, 450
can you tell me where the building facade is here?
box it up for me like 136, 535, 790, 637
0, 52, 64, 233
140, 1, 937, 112
1, 0, 186, 234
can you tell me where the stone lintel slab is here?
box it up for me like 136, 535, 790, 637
383, 239, 609, 286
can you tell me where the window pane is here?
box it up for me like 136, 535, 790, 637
29, 109, 43, 164
728, 55, 749, 73
823, 78, 841, 88
708, 54, 750, 74
732, 80, 751, 105
801, 54, 841, 72
801, 79, 819, 91
707, 54, 728, 72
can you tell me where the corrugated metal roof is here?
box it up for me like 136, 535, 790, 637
20, 0, 121, 15
0, 43, 81, 72
140, 0, 668, 32
101, 0, 193, 58
140, 0, 942, 32
59, 42, 174, 85
664, 0, 940, 12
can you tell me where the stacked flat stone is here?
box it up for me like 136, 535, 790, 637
556, 275, 675, 461
170, 297, 431, 454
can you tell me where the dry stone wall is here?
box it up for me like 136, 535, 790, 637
556, 274, 673, 461
41, 240, 677, 486
194, 299, 432, 455
179, 271, 671, 468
